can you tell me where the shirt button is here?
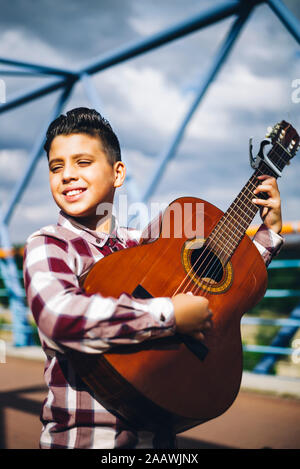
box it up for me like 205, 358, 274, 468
96, 238, 101, 244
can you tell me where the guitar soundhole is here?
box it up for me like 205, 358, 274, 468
182, 238, 233, 294
190, 247, 223, 283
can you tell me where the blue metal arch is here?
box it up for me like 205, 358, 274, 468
0, 0, 299, 346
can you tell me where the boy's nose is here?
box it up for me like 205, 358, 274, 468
62, 165, 78, 183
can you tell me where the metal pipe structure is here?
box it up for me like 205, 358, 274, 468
0, 1, 248, 115
0, 0, 299, 353
0, 85, 74, 345
0, 57, 74, 77
140, 2, 255, 203
0, 76, 72, 114
253, 302, 300, 374
0, 205, 32, 346
267, 0, 300, 45
77, 1, 255, 76
2, 83, 75, 226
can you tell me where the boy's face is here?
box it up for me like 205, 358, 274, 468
48, 133, 125, 228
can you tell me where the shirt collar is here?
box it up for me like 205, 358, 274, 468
57, 210, 124, 247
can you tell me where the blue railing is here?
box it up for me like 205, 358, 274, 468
241, 258, 300, 373
0, 0, 299, 355
0, 258, 299, 372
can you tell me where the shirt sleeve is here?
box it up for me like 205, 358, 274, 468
23, 233, 176, 355
252, 223, 284, 267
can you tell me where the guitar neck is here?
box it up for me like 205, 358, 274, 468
205, 143, 286, 265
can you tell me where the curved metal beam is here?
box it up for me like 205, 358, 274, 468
141, 4, 255, 203
267, 0, 300, 44
2, 82, 74, 225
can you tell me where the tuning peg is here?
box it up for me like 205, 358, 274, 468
288, 139, 296, 150
266, 126, 273, 137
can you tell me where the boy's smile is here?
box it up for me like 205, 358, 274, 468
48, 133, 125, 231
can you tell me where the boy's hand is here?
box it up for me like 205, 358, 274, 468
172, 293, 213, 341
252, 175, 282, 234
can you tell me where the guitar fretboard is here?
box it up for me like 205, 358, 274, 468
205, 142, 288, 265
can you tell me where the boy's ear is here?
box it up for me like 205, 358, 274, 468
113, 161, 126, 188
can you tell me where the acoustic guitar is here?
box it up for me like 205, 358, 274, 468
69, 121, 299, 433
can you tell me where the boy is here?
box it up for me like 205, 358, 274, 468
23, 107, 284, 449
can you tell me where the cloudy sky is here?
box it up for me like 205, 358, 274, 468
0, 0, 299, 244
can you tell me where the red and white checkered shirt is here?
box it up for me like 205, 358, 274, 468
23, 210, 283, 449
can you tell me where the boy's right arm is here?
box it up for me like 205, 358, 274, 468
23, 234, 175, 355
24, 234, 212, 355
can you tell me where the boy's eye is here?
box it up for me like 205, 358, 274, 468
49, 160, 92, 172
50, 165, 62, 172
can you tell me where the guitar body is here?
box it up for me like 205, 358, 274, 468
70, 197, 268, 433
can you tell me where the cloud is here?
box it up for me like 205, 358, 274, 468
0, 29, 66, 68
0, 0, 137, 63
0, 0, 299, 243
100, 65, 189, 137
0, 149, 28, 183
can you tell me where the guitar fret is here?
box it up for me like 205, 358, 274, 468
206, 172, 261, 263
213, 230, 238, 252
221, 187, 257, 234
209, 207, 249, 249
217, 211, 247, 241
236, 195, 257, 218
207, 231, 237, 254
229, 199, 255, 222
213, 210, 246, 238
208, 218, 243, 246
204, 121, 297, 267
274, 141, 291, 163
212, 242, 232, 260
208, 227, 243, 261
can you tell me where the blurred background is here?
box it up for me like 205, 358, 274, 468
0, 0, 299, 449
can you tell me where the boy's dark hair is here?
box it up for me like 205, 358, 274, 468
44, 107, 121, 164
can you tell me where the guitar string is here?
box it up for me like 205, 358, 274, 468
178, 166, 266, 298
171, 141, 290, 299
185, 142, 288, 297
196, 138, 298, 297
205, 134, 299, 292
171, 164, 268, 298
192, 168, 267, 299
181, 185, 271, 298
185, 143, 288, 298
171, 152, 282, 297
172, 135, 297, 298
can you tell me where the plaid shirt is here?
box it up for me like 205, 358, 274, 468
23, 210, 283, 449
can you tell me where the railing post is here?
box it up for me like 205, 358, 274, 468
253, 302, 300, 374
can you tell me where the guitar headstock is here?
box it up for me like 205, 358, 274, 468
266, 120, 300, 161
